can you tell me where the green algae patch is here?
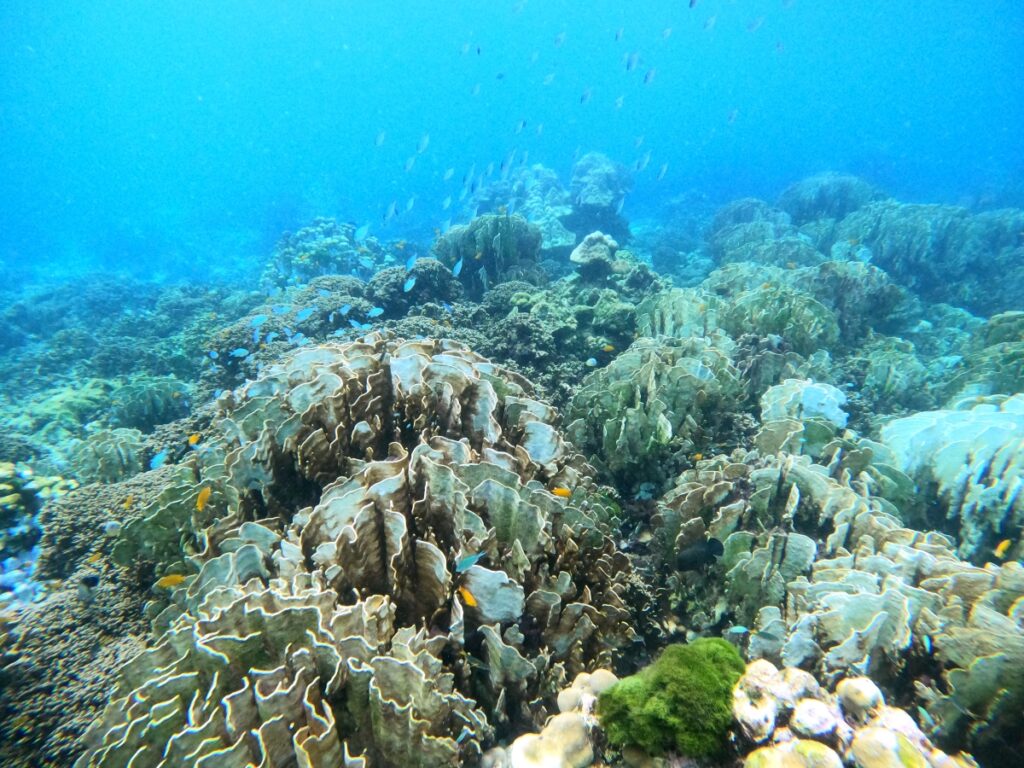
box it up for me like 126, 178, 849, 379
597, 638, 745, 759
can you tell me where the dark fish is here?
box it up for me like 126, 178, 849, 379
676, 538, 724, 571
81, 574, 100, 588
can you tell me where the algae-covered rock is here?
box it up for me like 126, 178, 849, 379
597, 638, 745, 759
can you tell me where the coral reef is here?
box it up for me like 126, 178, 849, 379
5, 169, 1024, 768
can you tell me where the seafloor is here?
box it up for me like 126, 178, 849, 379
1, 158, 1022, 768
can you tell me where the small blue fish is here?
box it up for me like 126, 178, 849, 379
367, 307, 384, 318
354, 224, 370, 242
295, 307, 315, 322
271, 304, 291, 315
585, 357, 598, 367
349, 318, 364, 329
441, 301, 453, 314
250, 314, 268, 327
340, 303, 352, 316
265, 332, 278, 343
207, 350, 219, 360
403, 276, 417, 292
317, 288, 331, 298
252, 328, 261, 344
453, 257, 464, 277
405, 253, 417, 271
230, 347, 249, 358
359, 256, 374, 269
455, 552, 486, 572
150, 450, 169, 469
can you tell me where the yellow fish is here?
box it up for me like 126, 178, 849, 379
551, 486, 572, 498
154, 573, 187, 589
187, 433, 201, 446
601, 344, 616, 353
123, 494, 133, 509
85, 552, 102, 564
458, 586, 478, 607
196, 486, 212, 512
994, 539, 1013, 559
693, 452, 704, 461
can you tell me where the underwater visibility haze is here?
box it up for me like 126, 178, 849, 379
1, 2, 1023, 767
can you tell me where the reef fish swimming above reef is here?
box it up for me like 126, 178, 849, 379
677, 537, 724, 571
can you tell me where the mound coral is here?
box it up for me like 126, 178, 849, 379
835, 201, 1024, 315
261, 217, 386, 289
433, 213, 546, 300
733, 661, 978, 768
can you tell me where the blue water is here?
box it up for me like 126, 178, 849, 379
2, 0, 1022, 281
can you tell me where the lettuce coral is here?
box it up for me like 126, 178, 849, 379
82, 334, 636, 766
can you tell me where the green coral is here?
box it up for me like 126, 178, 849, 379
566, 336, 743, 492
597, 638, 745, 759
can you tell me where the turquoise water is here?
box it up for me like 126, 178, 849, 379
2, 1, 1021, 279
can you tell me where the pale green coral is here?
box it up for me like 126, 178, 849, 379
67, 427, 145, 484
566, 336, 743, 491
879, 394, 1024, 561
